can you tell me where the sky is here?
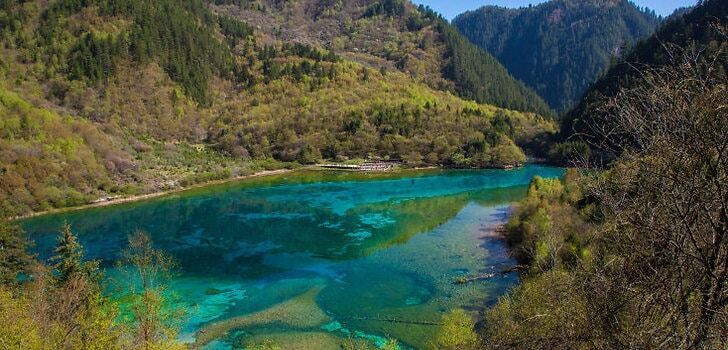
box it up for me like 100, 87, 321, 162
411, 0, 699, 20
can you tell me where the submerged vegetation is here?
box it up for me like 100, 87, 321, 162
2, 167, 547, 349
1, 0, 726, 348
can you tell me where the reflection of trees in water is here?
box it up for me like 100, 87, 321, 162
22, 170, 558, 280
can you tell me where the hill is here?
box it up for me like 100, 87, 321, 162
211, 0, 554, 116
480, 2, 728, 348
0, 0, 554, 217
561, 0, 728, 159
453, 0, 661, 113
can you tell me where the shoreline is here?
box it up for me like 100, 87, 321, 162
12, 163, 541, 221
12, 168, 294, 221
11, 166, 435, 221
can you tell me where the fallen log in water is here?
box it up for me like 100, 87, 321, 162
454, 265, 527, 284
454, 273, 497, 284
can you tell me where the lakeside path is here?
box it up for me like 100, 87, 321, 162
12, 168, 294, 221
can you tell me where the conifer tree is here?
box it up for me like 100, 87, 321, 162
0, 220, 34, 285
51, 222, 85, 284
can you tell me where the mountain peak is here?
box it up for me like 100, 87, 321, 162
453, 0, 660, 113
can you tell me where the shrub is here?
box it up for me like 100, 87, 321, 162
430, 309, 480, 350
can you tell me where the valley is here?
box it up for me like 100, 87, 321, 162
0, 0, 725, 349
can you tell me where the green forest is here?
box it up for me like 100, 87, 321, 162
483, 1, 727, 348
1, 0, 726, 349
453, 0, 661, 113
212, 0, 554, 117
0, 0, 555, 218
485, 37, 728, 348
562, 0, 728, 155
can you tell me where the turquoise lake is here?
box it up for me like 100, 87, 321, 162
20, 165, 564, 349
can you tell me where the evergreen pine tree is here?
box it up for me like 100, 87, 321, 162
50, 222, 85, 284
0, 221, 34, 285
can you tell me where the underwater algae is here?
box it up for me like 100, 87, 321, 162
195, 287, 331, 346
20, 165, 565, 348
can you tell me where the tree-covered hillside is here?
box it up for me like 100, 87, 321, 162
561, 0, 728, 159
453, 0, 661, 113
480, 2, 728, 347
0, 0, 555, 217
211, 0, 554, 116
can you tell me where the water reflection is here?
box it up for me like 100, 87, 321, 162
20, 165, 564, 349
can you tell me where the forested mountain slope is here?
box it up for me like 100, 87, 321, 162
453, 0, 661, 113
211, 0, 554, 116
480, 2, 728, 347
0, 0, 554, 217
561, 0, 728, 156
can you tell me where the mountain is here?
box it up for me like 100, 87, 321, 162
452, 0, 661, 113
561, 0, 728, 156
482, 2, 728, 348
211, 0, 554, 116
0, 0, 555, 217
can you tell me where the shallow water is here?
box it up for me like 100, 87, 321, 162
20, 165, 563, 349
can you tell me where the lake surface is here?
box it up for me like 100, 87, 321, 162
20, 165, 563, 349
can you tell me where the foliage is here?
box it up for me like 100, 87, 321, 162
547, 140, 591, 166
30, 0, 243, 104
118, 231, 184, 350
454, 0, 660, 113
68, 32, 123, 82
504, 170, 593, 269
363, 0, 406, 18
439, 21, 554, 117
0, 224, 120, 349
0, 220, 34, 285
0, 222, 189, 349
51, 221, 88, 284
0, 0, 557, 218
218, 14, 254, 45
0, 287, 44, 348
422, 3, 554, 116
179, 168, 231, 187
580, 34, 728, 347
217, 0, 553, 116
484, 16, 728, 348
207, 64, 547, 169
430, 309, 480, 350
0, 87, 118, 217
562, 0, 728, 154
484, 270, 594, 349
102, 0, 238, 104
27, 0, 552, 114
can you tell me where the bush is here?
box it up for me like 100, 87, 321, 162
430, 309, 480, 350
179, 169, 232, 187
483, 271, 594, 349
504, 173, 592, 267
